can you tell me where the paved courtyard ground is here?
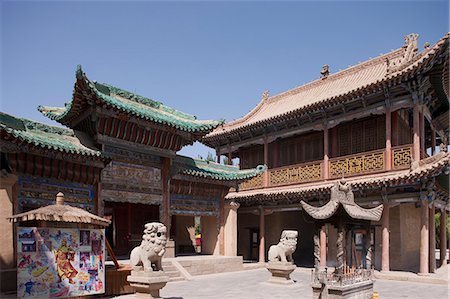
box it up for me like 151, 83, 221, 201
158, 268, 450, 299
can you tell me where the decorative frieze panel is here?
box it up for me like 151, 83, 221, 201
329, 150, 385, 178
18, 175, 95, 212
101, 161, 163, 204
392, 145, 412, 169
170, 194, 220, 217
239, 173, 263, 191
269, 162, 322, 186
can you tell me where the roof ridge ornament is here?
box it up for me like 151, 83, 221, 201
320, 64, 330, 79
261, 90, 270, 101
386, 33, 419, 74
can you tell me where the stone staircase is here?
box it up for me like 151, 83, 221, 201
162, 260, 186, 282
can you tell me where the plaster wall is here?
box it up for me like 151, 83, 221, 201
389, 205, 402, 270
399, 203, 420, 272
201, 216, 219, 255
0, 174, 17, 292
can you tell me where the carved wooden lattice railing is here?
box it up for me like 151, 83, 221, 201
392, 144, 412, 170
329, 149, 385, 178
269, 161, 323, 187
239, 173, 264, 191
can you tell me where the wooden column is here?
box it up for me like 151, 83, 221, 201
263, 137, 269, 187
323, 126, 329, 180
429, 203, 436, 273
320, 225, 327, 267
419, 198, 429, 275
385, 108, 392, 171
162, 157, 171, 235
259, 206, 265, 263
440, 208, 448, 265
381, 199, 390, 272
413, 104, 421, 162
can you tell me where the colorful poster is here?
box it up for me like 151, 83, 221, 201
17, 227, 105, 298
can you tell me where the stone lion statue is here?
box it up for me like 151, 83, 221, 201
130, 222, 167, 271
268, 230, 298, 263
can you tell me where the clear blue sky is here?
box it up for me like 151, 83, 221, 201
1, 0, 448, 160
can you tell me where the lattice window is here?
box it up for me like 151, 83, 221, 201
364, 119, 377, 151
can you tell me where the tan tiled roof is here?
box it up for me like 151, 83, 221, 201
206, 33, 449, 140
226, 152, 450, 202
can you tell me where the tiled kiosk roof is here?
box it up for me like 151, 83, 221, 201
204, 33, 449, 144
227, 152, 450, 205
38, 65, 223, 135
9, 192, 111, 227
0, 112, 106, 161
174, 155, 266, 182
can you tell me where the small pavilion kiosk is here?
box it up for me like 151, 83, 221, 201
8, 192, 110, 299
301, 180, 383, 299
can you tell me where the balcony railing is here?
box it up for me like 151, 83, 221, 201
392, 145, 412, 170
329, 149, 385, 179
239, 173, 264, 191
239, 144, 414, 190
269, 161, 323, 187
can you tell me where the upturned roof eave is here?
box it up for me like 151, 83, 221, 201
38, 66, 224, 135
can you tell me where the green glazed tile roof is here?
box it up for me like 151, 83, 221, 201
175, 155, 266, 181
0, 112, 103, 158
38, 65, 224, 133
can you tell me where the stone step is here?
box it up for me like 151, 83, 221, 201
161, 261, 186, 282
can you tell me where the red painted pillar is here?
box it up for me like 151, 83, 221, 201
320, 225, 327, 267
419, 199, 430, 275
413, 105, 421, 162
386, 108, 392, 171
381, 201, 390, 272
429, 203, 436, 273
259, 206, 265, 263
440, 209, 448, 265
324, 127, 329, 180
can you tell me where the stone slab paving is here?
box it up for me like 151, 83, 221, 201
1, 267, 449, 298
159, 268, 450, 299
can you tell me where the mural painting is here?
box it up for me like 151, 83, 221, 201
17, 227, 105, 298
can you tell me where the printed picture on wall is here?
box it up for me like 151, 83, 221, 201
17, 227, 105, 298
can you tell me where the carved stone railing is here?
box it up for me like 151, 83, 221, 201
392, 144, 412, 170
239, 173, 264, 191
269, 161, 323, 187
329, 149, 385, 178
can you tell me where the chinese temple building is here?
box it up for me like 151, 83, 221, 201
203, 33, 450, 274
0, 67, 263, 292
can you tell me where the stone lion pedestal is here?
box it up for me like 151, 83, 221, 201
127, 270, 170, 299
266, 262, 296, 285
265, 230, 298, 285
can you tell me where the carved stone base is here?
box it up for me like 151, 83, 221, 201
265, 262, 296, 285
126, 270, 170, 298
312, 280, 374, 299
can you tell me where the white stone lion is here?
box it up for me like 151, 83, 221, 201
268, 230, 298, 263
130, 222, 167, 271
